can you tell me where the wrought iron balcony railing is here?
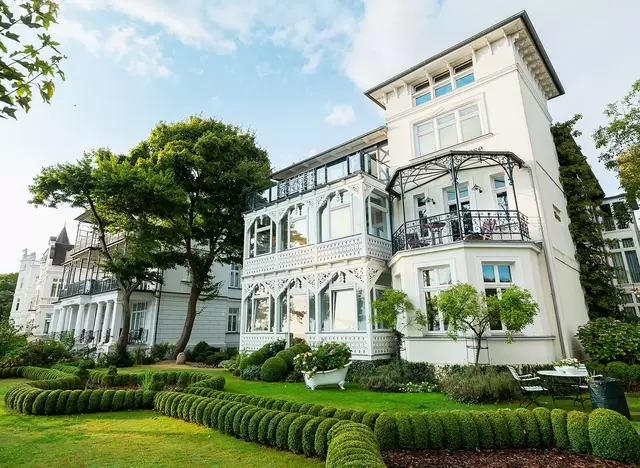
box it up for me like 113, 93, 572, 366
58, 277, 152, 299
392, 210, 530, 254
119, 328, 149, 344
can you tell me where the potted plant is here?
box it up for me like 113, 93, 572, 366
293, 341, 351, 390
553, 361, 564, 373
559, 358, 580, 374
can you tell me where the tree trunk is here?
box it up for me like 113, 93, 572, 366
117, 289, 133, 351
171, 283, 201, 359
475, 334, 482, 366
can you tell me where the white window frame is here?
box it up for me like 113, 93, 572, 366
421, 265, 453, 332
366, 192, 390, 239
481, 263, 514, 332
320, 191, 354, 242
372, 286, 390, 330
229, 264, 240, 289
412, 59, 475, 107
282, 204, 309, 250
248, 215, 274, 258
227, 307, 239, 332
610, 238, 640, 284
491, 174, 509, 213
414, 103, 483, 158
131, 302, 148, 332
330, 286, 358, 332
50, 277, 61, 298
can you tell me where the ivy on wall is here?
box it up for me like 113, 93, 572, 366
551, 115, 624, 319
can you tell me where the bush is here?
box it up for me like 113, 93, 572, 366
484, 411, 509, 448
241, 364, 262, 381
100, 390, 116, 411
440, 366, 520, 403
302, 417, 323, 456
567, 411, 590, 453
361, 412, 380, 431
2, 338, 72, 368
319, 407, 336, 418
395, 413, 414, 449
470, 411, 493, 449
276, 413, 299, 449
267, 339, 286, 357
124, 390, 136, 410
589, 408, 640, 464
56, 390, 71, 414
453, 410, 479, 450
374, 412, 398, 450
408, 412, 428, 450
533, 407, 553, 447
438, 411, 462, 450
605, 361, 631, 384
65, 390, 81, 414
239, 407, 260, 439
88, 390, 104, 412
551, 409, 570, 451
260, 357, 288, 382
150, 342, 173, 361
202, 401, 218, 428
500, 409, 525, 448
577, 318, 640, 364
333, 408, 355, 420
32, 390, 50, 415
515, 408, 540, 448
248, 409, 269, 441
314, 418, 340, 457
266, 412, 288, 446
45, 390, 61, 415
289, 342, 311, 356
275, 350, 295, 369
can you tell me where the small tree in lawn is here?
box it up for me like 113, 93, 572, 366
372, 289, 427, 359
434, 283, 538, 365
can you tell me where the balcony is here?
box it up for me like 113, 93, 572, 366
70, 231, 125, 255
392, 210, 530, 254
246, 150, 390, 211
58, 277, 154, 299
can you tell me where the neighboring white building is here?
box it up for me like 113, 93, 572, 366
10, 227, 72, 335
600, 194, 640, 317
14, 215, 241, 353
239, 11, 590, 364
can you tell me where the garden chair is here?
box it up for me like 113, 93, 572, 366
507, 365, 548, 408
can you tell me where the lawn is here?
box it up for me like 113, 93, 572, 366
0, 378, 322, 468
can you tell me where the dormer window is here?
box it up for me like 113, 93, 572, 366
412, 58, 475, 107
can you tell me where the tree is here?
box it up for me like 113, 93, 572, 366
552, 116, 624, 318
594, 79, 640, 203
131, 116, 272, 358
371, 289, 427, 359
434, 283, 538, 365
29, 150, 180, 355
0, 0, 65, 119
0, 272, 17, 321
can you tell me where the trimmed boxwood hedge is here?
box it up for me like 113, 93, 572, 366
551, 409, 570, 451
248, 409, 269, 442
374, 412, 398, 450
470, 411, 493, 450
589, 408, 640, 465
438, 410, 462, 450
301, 416, 323, 456
325, 422, 385, 468
567, 410, 590, 454
315, 418, 340, 457
485, 410, 509, 449
515, 408, 541, 448
395, 413, 414, 450
533, 407, 553, 447
453, 410, 479, 450
409, 412, 428, 450
276, 413, 299, 449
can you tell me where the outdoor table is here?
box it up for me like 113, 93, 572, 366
537, 370, 589, 408
426, 221, 446, 244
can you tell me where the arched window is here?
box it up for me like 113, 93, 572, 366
245, 284, 274, 332
279, 204, 309, 250
366, 191, 390, 239
276, 278, 314, 338
318, 191, 362, 242
319, 272, 365, 332
247, 215, 276, 258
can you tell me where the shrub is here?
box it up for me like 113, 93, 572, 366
276, 350, 295, 369
515, 408, 540, 448
395, 413, 414, 449
275, 413, 299, 449
256, 411, 277, 444
239, 407, 260, 439
124, 390, 135, 410
440, 366, 520, 403
100, 390, 116, 411
202, 401, 217, 428
501, 409, 525, 448
218, 403, 240, 433
88, 390, 104, 413
605, 361, 631, 384
319, 406, 336, 418
470, 411, 493, 449
333, 408, 355, 420
302, 416, 323, 457
374, 412, 398, 450
438, 411, 462, 450
307, 404, 324, 417
22, 390, 39, 414
485, 411, 510, 448
266, 412, 288, 446
551, 409, 570, 450
289, 342, 311, 356
44, 390, 61, 415
210, 401, 227, 429
56, 390, 71, 414
589, 408, 640, 464
577, 318, 640, 364
248, 409, 269, 441
567, 411, 590, 453
65, 390, 81, 414
241, 364, 262, 381
150, 342, 173, 361
250, 349, 271, 366
361, 411, 380, 431
314, 418, 340, 457
533, 407, 553, 447
453, 410, 479, 450
260, 357, 288, 382
289, 402, 301, 413
142, 390, 155, 408
231, 405, 251, 436
32, 390, 50, 415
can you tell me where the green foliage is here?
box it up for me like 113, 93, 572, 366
514, 408, 540, 448
567, 411, 591, 453
452, 410, 479, 450
302, 417, 323, 456
425, 412, 444, 449
266, 412, 288, 446
288, 342, 311, 355
319, 406, 336, 418
470, 411, 493, 449
65, 390, 81, 414
438, 410, 462, 450
44, 390, 61, 415
257, 410, 277, 444
532, 407, 553, 447
314, 418, 340, 457
552, 116, 624, 318
124, 390, 135, 410
371, 289, 426, 357
100, 390, 115, 411
0, 318, 29, 366
275, 350, 294, 369
2, 337, 71, 368
275, 413, 298, 449
333, 408, 354, 420
0, 273, 18, 322
408, 412, 428, 450
325, 422, 385, 468
359, 359, 437, 392
87, 390, 103, 413
485, 411, 510, 448
589, 408, 640, 464
551, 409, 570, 450
293, 341, 351, 377
577, 318, 640, 364
55, 390, 70, 414
361, 411, 380, 431
241, 364, 262, 381
500, 409, 525, 448
435, 283, 538, 364
0, 0, 66, 120
373, 412, 398, 450
350, 410, 366, 423
439, 366, 520, 403
260, 356, 288, 382
239, 407, 259, 439
394, 413, 414, 449
248, 409, 269, 441
32, 390, 49, 415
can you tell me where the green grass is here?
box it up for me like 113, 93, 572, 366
0, 378, 322, 468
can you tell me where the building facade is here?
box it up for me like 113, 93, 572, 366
601, 194, 640, 317
239, 11, 590, 364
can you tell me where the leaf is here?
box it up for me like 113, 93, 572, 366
3, 30, 19, 41
1, 106, 17, 119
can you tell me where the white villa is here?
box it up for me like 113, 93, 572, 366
12, 214, 242, 353
239, 11, 590, 364
601, 194, 640, 317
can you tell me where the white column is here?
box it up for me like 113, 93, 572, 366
108, 302, 123, 344
103, 301, 114, 342
51, 308, 61, 334
74, 304, 85, 338
62, 306, 71, 331
83, 303, 98, 341
94, 302, 106, 342
56, 307, 66, 333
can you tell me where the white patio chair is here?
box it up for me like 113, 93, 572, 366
507, 365, 548, 408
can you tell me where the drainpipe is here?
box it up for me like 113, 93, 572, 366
152, 271, 163, 347
524, 165, 567, 358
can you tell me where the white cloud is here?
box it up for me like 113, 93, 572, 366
211, 95, 220, 106
324, 103, 355, 126
255, 62, 279, 79
52, 18, 102, 54
104, 25, 172, 78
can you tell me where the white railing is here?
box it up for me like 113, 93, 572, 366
240, 333, 289, 351
371, 332, 396, 356
366, 235, 392, 261
307, 333, 370, 356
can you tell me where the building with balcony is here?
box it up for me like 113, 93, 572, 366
13, 214, 242, 354
239, 11, 590, 364
600, 194, 640, 317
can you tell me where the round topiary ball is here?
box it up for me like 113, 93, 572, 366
260, 357, 288, 382
275, 350, 295, 369
589, 408, 640, 465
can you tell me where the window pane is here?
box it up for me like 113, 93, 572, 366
497, 192, 509, 212
461, 114, 482, 141
369, 205, 388, 238
498, 265, 512, 283
357, 289, 366, 331
289, 218, 308, 247
332, 289, 356, 330
438, 267, 452, 285
253, 298, 269, 331
308, 293, 316, 332
494, 176, 506, 189
320, 288, 330, 331
623, 293, 634, 304
454, 61, 473, 73
277, 294, 287, 332
611, 252, 628, 283
327, 159, 347, 181
415, 93, 431, 105
256, 231, 271, 255
316, 168, 326, 185
458, 185, 469, 199
289, 294, 307, 337
446, 188, 456, 202
622, 238, 634, 248
439, 123, 458, 148
414, 80, 430, 92
437, 114, 455, 125
625, 251, 640, 283
330, 205, 352, 239
418, 132, 436, 156
417, 121, 434, 134
434, 82, 452, 97
433, 71, 450, 83
423, 269, 435, 287
455, 73, 474, 88
482, 265, 496, 282
425, 291, 440, 331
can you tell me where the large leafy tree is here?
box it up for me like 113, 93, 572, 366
131, 116, 272, 358
29, 150, 181, 353
1, 0, 65, 119
0, 272, 17, 321
594, 79, 640, 203
434, 283, 538, 365
552, 116, 624, 318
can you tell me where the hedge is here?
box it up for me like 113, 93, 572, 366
551, 409, 570, 451
395, 413, 414, 449
302, 416, 323, 456
515, 408, 541, 448
589, 408, 640, 464
533, 407, 553, 447
409, 412, 428, 450
453, 410, 479, 450
567, 410, 590, 454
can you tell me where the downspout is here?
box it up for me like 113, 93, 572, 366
152, 270, 163, 347
524, 165, 567, 358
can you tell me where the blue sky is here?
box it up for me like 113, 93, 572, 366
1, 0, 638, 272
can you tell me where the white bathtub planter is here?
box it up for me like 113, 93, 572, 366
304, 362, 351, 390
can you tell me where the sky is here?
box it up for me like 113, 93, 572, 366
0, 0, 638, 273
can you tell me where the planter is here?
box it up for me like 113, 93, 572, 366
565, 366, 581, 375
303, 362, 351, 390
554, 366, 563, 373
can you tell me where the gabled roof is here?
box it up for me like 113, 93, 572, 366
364, 10, 564, 108
56, 226, 70, 245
